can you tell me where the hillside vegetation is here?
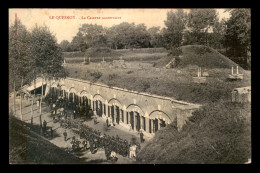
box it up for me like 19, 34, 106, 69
9, 115, 79, 164
63, 47, 167, 63
154, 45, 240, 69
136, 101, 251, 164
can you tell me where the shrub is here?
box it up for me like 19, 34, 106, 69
90, 71, 102, 80
108, 74, 118, 80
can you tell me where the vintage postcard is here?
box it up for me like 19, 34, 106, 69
9, 8, 251, 164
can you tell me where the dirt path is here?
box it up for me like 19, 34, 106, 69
9, 95, 149, 164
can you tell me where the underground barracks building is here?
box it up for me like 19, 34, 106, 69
48, 77, 200, 135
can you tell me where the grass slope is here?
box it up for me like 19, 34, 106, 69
136, 101, 251, 164
9, 115, 79, 164
154, 45, 240, 69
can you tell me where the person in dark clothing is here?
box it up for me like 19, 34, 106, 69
63, 130, 67, 141
50, 127, 53, 138
43, 120, 47, 133
140, 130, 144, 143
106, 117, 109, 127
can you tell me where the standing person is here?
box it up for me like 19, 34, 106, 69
129, 123, 132, 131
50, 127, 53, 138
139, 129, 144, 143
73, 110, 76, 119
106, 117, 109, 127
110, 151, 118, 163
63, 130, 67, 141
43, 120, 47, 133
109, 117, 113, 127
52, 103, 56, 115
31, 116, 33, 126
131, 144, 137, 160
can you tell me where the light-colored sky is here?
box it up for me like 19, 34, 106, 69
9, 8, 231, 44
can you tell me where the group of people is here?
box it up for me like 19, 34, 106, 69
45, 93, 141, 162
78, 125, 140, 161
46, 95, 94, 121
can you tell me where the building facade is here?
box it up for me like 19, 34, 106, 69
49, 77, 200, 135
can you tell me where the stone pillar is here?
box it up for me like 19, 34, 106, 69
105, 104, 108, 117
123, 110, 127, 124
140, 114, 143, 130
145, 116, 149, 133
90, 99, 93, 110
158, 118, 161, 130
133, 112, 136, 131
73, 93, 75, 103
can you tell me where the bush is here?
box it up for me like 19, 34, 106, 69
108, 74, 118, 80
90, 71, 102, 80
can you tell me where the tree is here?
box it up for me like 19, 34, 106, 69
70, 32, 85, 52
187, 9, 217, 45
28, 25, 67, 124
162, 9, 187, 49
224, 9, 251, 59
78, 24, 107, 49
148, 26, 162, 48
9, 19, 30, 119
59, 40, 70, 52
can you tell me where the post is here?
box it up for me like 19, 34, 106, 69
20, 77, 23, 120
31, 96, 34, 119
40, 76, 44, 115
198, 68, 200, 77
236, 66, 239, 74
13, 80, 16, 115
232, 66, 233, 75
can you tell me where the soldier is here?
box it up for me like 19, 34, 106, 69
106, 117, 109, 127
110, 151, 118, 163
43, 120, 47, 133
129, 123, 132, 131
31, 116, 33, 126
53, 103, 56, 115
50, 127, 53, 138
139, 129, 144, 143
73, 109, 76, 119
63, 130, 67, 141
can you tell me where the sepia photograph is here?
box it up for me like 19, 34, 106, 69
8, 8, 251, 164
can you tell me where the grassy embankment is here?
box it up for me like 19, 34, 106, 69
9, 115, 80, 164
63, 47, 167, 63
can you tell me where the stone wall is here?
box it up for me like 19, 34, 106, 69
51, 77, 200, 132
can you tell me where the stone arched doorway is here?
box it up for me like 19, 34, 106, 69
149, 110, 171, 133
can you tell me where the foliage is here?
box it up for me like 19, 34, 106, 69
9, 19, 31, 89
162, 9, 187, 49
29, 25, 67, 80
90, 71, 102, 80
187, 9, 218, 45
224, 9, 251, 58
136, 101, 251, 164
